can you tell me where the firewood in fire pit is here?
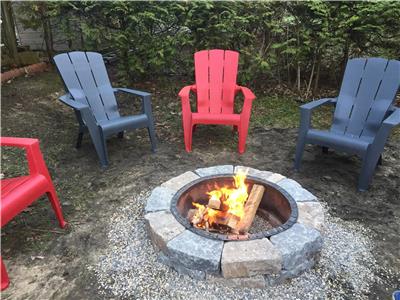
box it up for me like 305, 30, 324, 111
208, 197, 221, 210
227, 214, 240, 229
187, 209, 197, 221
235, 184, 265, 234
191, 207, 207, 226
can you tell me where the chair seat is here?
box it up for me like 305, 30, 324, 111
192, 113, 241, 125
306, 129, 373, 154
1, 176, 31, 197
98, 114, 149, 136
1, 174, 49, 226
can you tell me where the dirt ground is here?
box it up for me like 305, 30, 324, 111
1, 69, 399, 299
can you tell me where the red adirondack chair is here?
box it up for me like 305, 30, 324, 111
178, 49, 256, 153
0, 137, 67, 291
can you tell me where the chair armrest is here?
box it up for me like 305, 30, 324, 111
300, 98, 337, 111
0, 137, 49, 176
0, 137, 38, 148
369, 108, 400, 157
113, 87, 151, 98
178, 85, 196, 114
178, 85, 196, 98
382, 108, 400, 128
113, 88, 153, 115
298, 98, 337, 135
59, 94, 89, 111
236, 85, 256, 101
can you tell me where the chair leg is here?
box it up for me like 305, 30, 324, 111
46, 186, 67, 228
183, 126, 193, 152
117, 131, 124, 139
99, 135, 109, 168
147, 125, 157, 153
322, 146, 329, 154
358, 152, 380, 191
1, 257, 10, 291
183, 117, 193, 152
76, 132, 84, 149
91, 131, 109, 167
294, 137, 307, 170
238, 123, 249, 154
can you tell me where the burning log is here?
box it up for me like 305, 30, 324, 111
188, 172, 265, 234
227, 214, 240, 229
187, 209, 197, 221
208, 197, 221, 210
235, 184, 265, 234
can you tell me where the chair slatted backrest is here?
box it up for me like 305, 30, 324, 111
54, 51, 120, 122
331, 58, 400, 139
194, 49, 239, 114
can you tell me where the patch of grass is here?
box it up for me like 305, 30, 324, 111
250, 95, 335, 130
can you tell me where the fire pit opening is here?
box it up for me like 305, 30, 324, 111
171, 173, 298, 241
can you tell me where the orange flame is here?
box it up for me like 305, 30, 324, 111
190, 171, 249, 229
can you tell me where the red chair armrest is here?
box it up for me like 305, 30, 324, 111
178, 85, 196, 98
0, 137, 49, 177
178, 85, 196, 115
0, 137, 38, 148
236, 85, 256, 101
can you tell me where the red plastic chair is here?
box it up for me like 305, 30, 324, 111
178, 49, 256, 153
0, 137, 67, 291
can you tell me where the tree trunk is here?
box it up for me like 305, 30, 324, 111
42, 18, 54, 62
296, 28, 301, 91
306, 52, 316, 97
341, 40, 350, 78
286, 26, 291, 86
37, 2, 54, 62
79, 23, 85, 49
1, 1, 21, 67
297, 64, 301, 91
313, 54, 322, 94
65, 18, 73, 49
277, 58, 281, 85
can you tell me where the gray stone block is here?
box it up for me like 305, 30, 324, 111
234, 166, 273, 180
158, 252, 206, 280
161, 171, 200, 192
195, 165, 234, 177
281, 257, 315, 279
297, 201, 325, 232
270, 223, 322, 271
144, 211, 185, 250
276, 178, 317, 202
221, 239, 282, 278
265, 173, 286, 183
145, 186, 175, 213
166, 230, 224, 273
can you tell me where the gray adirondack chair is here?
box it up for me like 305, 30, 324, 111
294, 57, 400, 191
54, 51, 157, 167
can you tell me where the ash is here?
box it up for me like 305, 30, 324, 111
248, 214, 274, 234
90, 193, 380, 299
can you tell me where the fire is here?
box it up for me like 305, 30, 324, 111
190, 171, 249, 230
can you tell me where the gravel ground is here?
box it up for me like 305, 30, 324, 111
92, 192, 382, 300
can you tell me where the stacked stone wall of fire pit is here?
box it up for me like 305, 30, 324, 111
144, 165, 325, 288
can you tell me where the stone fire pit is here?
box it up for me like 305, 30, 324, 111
144, 165, 325, 288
